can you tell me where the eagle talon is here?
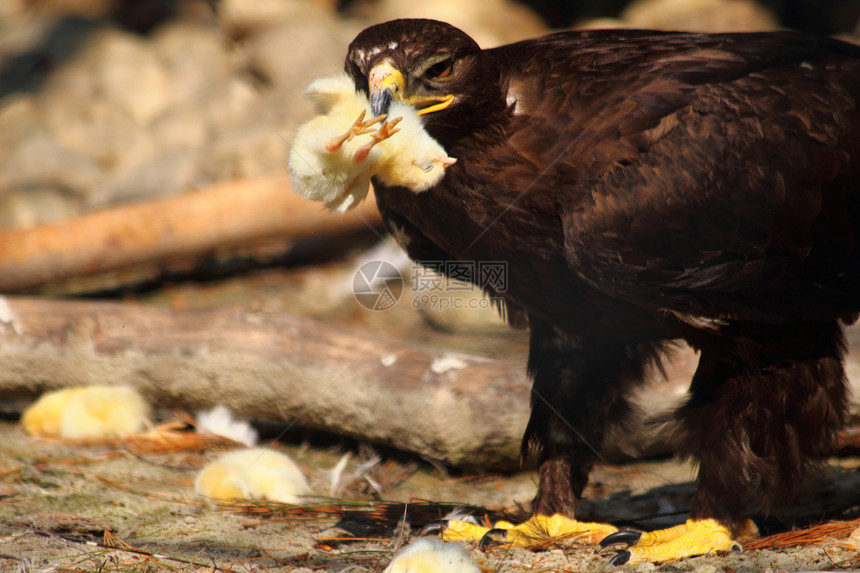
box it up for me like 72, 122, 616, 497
600, 530, 643, 547
609, 550, 632, 566
478, 528, 510, 548
417, 520, 446, 536
604, 519, 741, 564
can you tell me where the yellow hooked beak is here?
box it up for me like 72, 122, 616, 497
368, 60, 455, 117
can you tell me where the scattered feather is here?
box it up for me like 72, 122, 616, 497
324, 451, 383, 498
195, 405, 258, 447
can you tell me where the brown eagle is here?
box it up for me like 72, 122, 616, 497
341, 19, 860, 563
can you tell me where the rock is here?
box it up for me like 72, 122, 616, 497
218, 0, 319, 37
242, 8, 347, 90
0, 133, 100, 198
41, 97, 153, 170
622, 0, 779, 32
369, 0, 549, 47
150, 21, 232, 108
198, 126, 291, 181
0, 94, 42, 152
201, 76, 263, 137
89, 150, 200, 206
150, 105, 210, 152
41, 28, 172, 125
0, 188, 80, 228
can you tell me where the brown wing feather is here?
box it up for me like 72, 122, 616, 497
562, 51, 860, 322
478, 31, 860, 322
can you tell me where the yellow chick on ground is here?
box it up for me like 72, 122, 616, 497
383, 538, 481, 573
194, 447, 310, 504
21, 385, 150, 439
289, 73, 456, 213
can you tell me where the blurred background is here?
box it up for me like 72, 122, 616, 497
0, 0, 857, 323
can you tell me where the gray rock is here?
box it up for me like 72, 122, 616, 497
0, 188, 81, 228
370, 0, 548, 47
242, 11, 346, 90
40, 28, 172, 125
88, 149, 200, 207
201, 76, 263, 137
0, 94, 43, 152
151, 21, 231, 108
150, 105, 210, 152
218, 0, 329, 38
198, 126, 290, 181
0, 133, 101, 198
40, 96, 153, 170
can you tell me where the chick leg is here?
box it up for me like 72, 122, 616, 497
324, 110, 387, 153
353, 117, 403, 163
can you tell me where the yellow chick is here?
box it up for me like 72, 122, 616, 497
21, 385, 150, 439
194, 447, 310, 504
383, 538, 481, 573
289, 73, 456, 213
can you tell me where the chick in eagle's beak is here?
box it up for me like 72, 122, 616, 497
369, 59, 455, 117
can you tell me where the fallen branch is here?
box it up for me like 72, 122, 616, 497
0, 177, 381, 292
0, 296, 528, 470
0, 297, 858, 469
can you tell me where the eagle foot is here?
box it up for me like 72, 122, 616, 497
600, 518, 741, 564
440, 514, 618, 549
324, 110, 387, 154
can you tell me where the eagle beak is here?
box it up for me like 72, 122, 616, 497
414, 93, 455, 116
368, 60, 455, 117
369, 60, 402, 116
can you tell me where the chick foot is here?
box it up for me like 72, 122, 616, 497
353, 116, 403, 163
325, 110, 387, 153
440, 514, 618, 549
600, 518, 742, 565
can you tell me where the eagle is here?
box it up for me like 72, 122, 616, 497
315, 19, 860, 564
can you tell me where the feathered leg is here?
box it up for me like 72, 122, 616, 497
686, 321, 848, 520
605, 320, 849, 564
444, 317, 657, 546
525, 319, 654, 517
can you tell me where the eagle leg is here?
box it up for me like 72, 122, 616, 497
610, 321, 848, 563
444, 319, 658, 549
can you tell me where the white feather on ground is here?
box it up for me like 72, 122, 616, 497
194, 447, 310, 503
195, 405, 258, 447
383, 538, 481, 573
289, 73, 455, 213
21, 385, 150, 439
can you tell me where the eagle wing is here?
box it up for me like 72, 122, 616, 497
493, 32, 860, 322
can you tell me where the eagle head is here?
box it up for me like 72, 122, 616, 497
345, 19, 506, 144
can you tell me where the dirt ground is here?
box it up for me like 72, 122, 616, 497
1, 414, 859, 573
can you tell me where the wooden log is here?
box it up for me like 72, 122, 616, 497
0, 296, 529, 470
0, 296, 857, 468
0, 177, 381, 293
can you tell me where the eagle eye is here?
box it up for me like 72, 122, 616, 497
426, 58, 454, 81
